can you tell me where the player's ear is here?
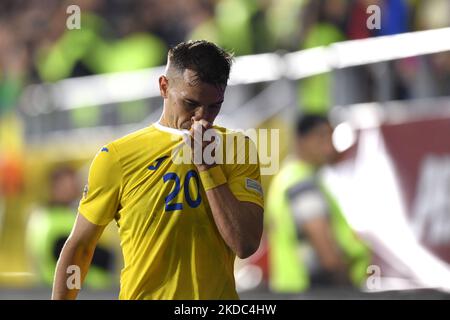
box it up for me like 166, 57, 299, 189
159, 75, 169, 99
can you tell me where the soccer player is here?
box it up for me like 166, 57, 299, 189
52, 40, 264, 300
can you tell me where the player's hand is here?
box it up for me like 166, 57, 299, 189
187, 118, 219, 171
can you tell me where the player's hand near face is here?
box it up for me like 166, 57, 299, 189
185, 117, 263, 259
187, 117, 219, 172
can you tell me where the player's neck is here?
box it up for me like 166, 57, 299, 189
158, 114, 176, 129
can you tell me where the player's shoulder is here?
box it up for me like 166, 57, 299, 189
112, 125, 156, 146
104, 124, 163, 155
214, 125, 259, 167
214, 125, 257, 150
213, 125, 253, 141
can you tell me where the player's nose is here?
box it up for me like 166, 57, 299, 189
193, 106, 207, 121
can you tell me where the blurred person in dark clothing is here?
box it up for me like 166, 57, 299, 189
266, 114, 371, 293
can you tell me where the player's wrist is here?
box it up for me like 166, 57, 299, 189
198, 165, 227, 191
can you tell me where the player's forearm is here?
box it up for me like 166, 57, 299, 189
52, 238, 95, 300
204, 184, 263, 259
304, 223, 348, 277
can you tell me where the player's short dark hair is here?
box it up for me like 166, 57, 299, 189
168, 40, 234, 87
296, 113, 330, 137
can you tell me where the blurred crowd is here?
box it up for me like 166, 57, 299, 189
1, 0, 450, 114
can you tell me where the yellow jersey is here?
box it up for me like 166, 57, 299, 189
78, 122, 264, 299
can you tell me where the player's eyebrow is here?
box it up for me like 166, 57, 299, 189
185, 98, 200, 105
213, 99, 224, 105
185, 98, 224, 106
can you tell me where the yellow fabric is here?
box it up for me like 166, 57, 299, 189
199, 166, 228, 191
78, 123, 263, 299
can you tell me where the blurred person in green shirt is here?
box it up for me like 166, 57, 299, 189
266, 114, 371, 293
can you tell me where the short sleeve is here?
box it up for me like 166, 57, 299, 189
287, 180, 328, 227
78, 144, 123, 226
226, 135, 264, 209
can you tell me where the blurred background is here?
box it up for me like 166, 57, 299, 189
1, 0, 450, 299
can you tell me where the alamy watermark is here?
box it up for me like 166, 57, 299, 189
366, 5, 381, 30
66, 265, 81, 290
66, 5, 81, 30
366, 264, 381, 290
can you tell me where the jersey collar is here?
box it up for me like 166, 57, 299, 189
154, 121, 190, 136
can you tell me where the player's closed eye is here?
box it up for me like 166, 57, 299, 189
184, 100, 198, 108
